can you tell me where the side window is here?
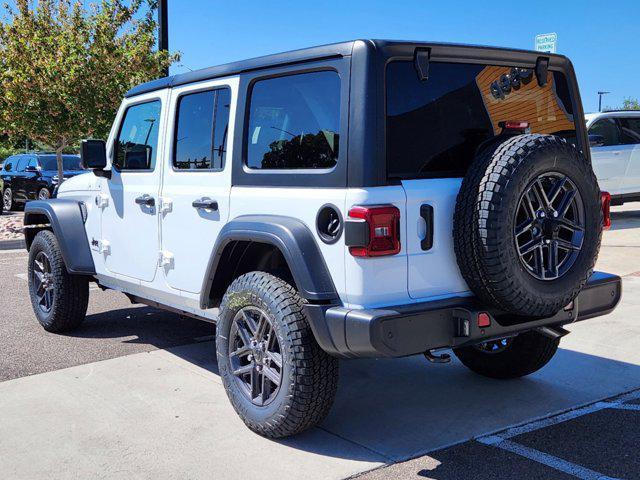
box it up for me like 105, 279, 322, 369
114, 100, 162, 171
245, 71, 340, 170
27, 157, 38, 169
588, 118, 621, 147
4, 159, 14, 172
619, 118, 640, 145
173, 87, 231, 170
15, 157, 28, 172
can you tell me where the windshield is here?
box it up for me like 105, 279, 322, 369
386, 61, 577, 179
39, 155, 83, 171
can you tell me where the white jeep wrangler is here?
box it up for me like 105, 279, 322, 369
24, 40, 621, 438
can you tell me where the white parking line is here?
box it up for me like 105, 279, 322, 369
476, 389, 640, 479
477, 436, 616, 480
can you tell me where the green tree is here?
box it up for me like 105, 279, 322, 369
621, 97, 640, 110
0, 0, 178, 183
605, 97, 640, 112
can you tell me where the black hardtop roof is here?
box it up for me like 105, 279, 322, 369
125, 39, 568, 98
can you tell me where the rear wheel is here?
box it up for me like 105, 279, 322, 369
37, 188, 51, 200
216, 272, 339, 438
453, 330, 559, 379
28, 230, 89, 332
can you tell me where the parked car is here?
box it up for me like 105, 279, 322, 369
0, 176, 3, 215
1, 153, 84, 210
587, 110, 640, 205
23, 40, 620, 438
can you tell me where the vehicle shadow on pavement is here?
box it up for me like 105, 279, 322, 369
68, 306, 215, 351
609, 207, 640, 231
158, 338, 640, 464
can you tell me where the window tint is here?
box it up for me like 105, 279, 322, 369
173, 87, 230, 170
386, 61, 577, 179
619, 118, 640, 145
114, 100, 162, 171
15, 157, 28, 172
39, 155, 83, 171
246, 71, 340, 170
589, 119, 621, 147
27, 157, 38, 169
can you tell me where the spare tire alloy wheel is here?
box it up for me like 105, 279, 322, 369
229, 306, 283, 406
515, 173, 585, 281
453, 134, 602, 317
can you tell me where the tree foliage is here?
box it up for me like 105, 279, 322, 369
0, 0, 178, 180
605, 97, 640, 112
621, 97, 640, 110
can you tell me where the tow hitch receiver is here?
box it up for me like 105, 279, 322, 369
424, 349, 451, 363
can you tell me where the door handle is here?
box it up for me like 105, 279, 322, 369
135, 194, 155, 207
420, 204, 434, 251
192, 198, 218, 211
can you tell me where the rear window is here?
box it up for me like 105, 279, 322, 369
245, 71, 340, 170
386, 61, 576, 180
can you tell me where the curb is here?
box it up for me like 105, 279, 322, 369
0, 238, 25, 251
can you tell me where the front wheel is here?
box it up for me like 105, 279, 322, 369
216, 272, 339, 438
28, 230, 89, 332
3, 187, 14, 211
453, 330, 559, 379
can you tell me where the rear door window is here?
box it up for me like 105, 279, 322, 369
173, 87, 231, 170
245, 71, 340, 170
386, 61, 577, 179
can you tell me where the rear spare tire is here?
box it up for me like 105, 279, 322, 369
453, 134, 602, 317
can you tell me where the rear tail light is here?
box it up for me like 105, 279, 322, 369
347, 205, 401, 257
601, 191, 611, 230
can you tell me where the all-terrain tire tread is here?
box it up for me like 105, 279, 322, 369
217, 272, 338, 438
28, 230, 89, 332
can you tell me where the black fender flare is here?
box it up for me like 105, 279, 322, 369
24, 199, 95, 275
200, 215, 339, 309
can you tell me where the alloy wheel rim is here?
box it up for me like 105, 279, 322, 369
32, 251, 55, 313
229, 306, 283, 406
38, 189, 50, 200
514, 172, 585, 281
3, 189, 11, 210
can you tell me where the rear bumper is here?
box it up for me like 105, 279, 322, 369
306, 272, 622, 358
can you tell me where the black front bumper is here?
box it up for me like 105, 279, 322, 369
306, 272, 622, 358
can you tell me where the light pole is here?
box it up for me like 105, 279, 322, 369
598, 91, 610, 112
158, 0, 168, 77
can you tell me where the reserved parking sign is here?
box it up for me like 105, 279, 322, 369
535, 33, 557, 53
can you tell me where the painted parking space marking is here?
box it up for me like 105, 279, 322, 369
477, 436, 616, 480
476, 388, 640, 479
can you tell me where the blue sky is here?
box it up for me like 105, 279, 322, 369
168, 0, 639, 113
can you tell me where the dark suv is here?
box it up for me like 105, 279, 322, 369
1, 153, 84, 210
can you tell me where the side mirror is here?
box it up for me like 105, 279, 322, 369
25, 165, 38, 173
80, 139, 110, 177
589, 134, 605, 148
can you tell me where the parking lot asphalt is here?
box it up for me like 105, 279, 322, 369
0, 205, 639, 480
